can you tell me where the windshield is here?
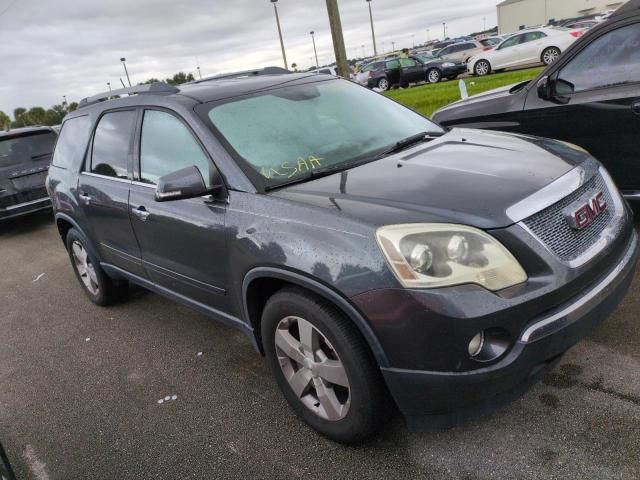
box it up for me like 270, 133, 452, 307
205, 79, 442, 190
0, 131, 57, 167
417, 54, 437, 62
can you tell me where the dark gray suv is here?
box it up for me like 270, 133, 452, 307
1, 126, 57, 221
47, 75, 638, 443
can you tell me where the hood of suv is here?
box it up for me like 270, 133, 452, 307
272, 129, 589, 230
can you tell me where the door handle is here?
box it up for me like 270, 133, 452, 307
631, 100, 640, 115
132, 206, 151, 221
79, 193, 91, 205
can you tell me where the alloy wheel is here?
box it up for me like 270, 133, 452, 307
475, 60, 490, 76
71, 240, 99, 295
427, 69, 441, 83
378, 78, 389, 91
274, 316, 351, 421
543, 48, 560, 65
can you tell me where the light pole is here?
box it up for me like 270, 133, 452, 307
391, 40, 395, 52
382, 40, 385, 53
483, 17, 487, 31
366, 0, 378, 56
107, 82, 112, 92
270, 0, 288, 70
62, 96, 67, 108
361, 44, 365, 58
442, 22, 447, 39
310, 31, 319, 68
197, 65, 202, 79
412, 34, 415, 48
426, 28, 430, 42
120, 57, 131, 87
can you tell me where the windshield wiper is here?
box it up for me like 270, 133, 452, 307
375, 131, 442, 158
31, 153, 52, 160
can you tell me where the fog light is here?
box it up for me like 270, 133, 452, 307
468, 331, 485, 357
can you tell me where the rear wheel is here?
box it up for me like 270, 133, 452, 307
426, 68, 442, 84
262, 287, 389, 443
474, 59, 491, 76
377, 77, 390, 91
66, 228, 127, 306
542, 47, 561, 65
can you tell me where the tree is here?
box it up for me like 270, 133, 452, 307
26, 107, 46, 126
140, 78, 161, 85
165, 72, 195, 86
0, 111, 9, 130
12, 108, 27, 128
291, 63, 298, 72
68, 102, 78, 112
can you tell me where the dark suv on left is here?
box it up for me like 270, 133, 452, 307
1, 126, 57, 221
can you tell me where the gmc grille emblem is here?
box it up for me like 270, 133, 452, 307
563, 191, 607, 230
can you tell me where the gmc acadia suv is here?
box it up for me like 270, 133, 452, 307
47, 76, 638, 443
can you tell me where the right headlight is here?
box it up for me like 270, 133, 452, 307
376, 224, 527, 291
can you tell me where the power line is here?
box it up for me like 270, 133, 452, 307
0, 0, 19, 18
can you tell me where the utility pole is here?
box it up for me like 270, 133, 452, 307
271, 0, 288, 70
366, 0, 378, 56
325, 0, 349, 78
107, 82, 112, 92
120, 57, 131, 87
310, 31, 319, 68
442, 22, 446, 39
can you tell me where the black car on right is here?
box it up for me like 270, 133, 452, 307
433, 0, 640, 199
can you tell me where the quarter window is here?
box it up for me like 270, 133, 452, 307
52, 116, 90, 169
557, 23, 640, 93
139, 110, 211, 185
90, 111, 136, 179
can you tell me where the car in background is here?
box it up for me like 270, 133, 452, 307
565, 20, 601, 29
433, 0, 640, 197
362, 57, 425, 90
309, 66, 339, 76
1, 126, 57, 221
468, 27, 584, 76
436, 40, 485, 63
414, 54, 468, 82
480, 37, 502, 48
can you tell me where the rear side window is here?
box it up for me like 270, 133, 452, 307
523, 31, 546, 42
386, 60, 400, 69
558, 23, 640, 93
90, 110, 136, 179
52, 116, 90, 169
139, 110, 211, 185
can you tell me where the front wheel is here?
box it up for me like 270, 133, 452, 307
377, 77, 390, 91
542, 47, 561, 65
261, 287, 389, 443
426, 68, 442, 84
474, 60, 491, 76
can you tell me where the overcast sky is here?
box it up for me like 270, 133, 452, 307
0, 0, 499, 117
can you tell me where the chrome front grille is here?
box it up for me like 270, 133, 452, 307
522, 173, 615, 262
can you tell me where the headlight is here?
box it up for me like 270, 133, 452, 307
557, 140, 589, 154
376, 224, 527, 291
442, 62, 455, 67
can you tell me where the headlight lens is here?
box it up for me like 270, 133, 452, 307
442, 62, 455, 67
376, 224, 527, 291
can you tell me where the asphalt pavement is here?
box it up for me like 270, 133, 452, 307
1, 211, 639, 480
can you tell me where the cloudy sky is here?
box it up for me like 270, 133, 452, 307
0, 0, 499, 117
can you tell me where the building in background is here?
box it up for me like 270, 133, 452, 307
497, 0, 627, 33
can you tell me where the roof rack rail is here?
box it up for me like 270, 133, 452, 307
78, 82, 180, 109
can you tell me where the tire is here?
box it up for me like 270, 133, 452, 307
474, 59, 491, 76
65, 228, 127, 306
377, 77, 389, 91
261, 287, 389, 443
426, 68, 442, 84
542, 47, 561, 66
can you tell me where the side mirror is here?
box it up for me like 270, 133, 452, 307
155, 165, 219, 202
537, 75, 571, 105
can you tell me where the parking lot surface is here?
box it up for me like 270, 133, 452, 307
1, 212, 639, 480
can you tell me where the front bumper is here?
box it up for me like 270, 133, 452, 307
442, 64, 467, 77
353, 229, 638, 429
